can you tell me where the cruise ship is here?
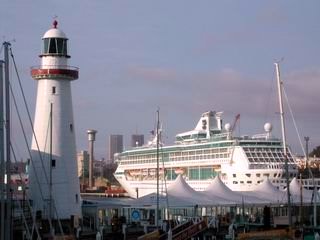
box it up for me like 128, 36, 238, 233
114, 111, 298, 198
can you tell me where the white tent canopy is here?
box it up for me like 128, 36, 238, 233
128, 192, 195, 208
204, 176, 265, 205
167, 175, 213, 206
130, 176, 319, 208
243, 178, 287, 204
289, 177, 314, 203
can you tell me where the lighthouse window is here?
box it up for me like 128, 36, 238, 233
52, 86, 56, 94
43, 38, 67, 55
49, 38, 57, 53
43, 38, 49, 53
56, 38, 67, 55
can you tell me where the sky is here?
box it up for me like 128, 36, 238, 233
1, 0, 320, 160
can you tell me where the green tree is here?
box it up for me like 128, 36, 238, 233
309, 145, 320, 157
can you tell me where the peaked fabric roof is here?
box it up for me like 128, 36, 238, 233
129, 176, 319, 208
204, 176, 265, 204
129, 192, 194, 208
167, 175, 212, 206
289, 177, 314, 203
248, 178, 287, 203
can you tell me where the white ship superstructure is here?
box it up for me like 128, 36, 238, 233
114, 111, 298, 198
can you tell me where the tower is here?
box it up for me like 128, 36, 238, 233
87, 129, 97, 188
29, 21, 81, 219
108, 134, 123, 163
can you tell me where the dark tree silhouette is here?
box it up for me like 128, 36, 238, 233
309, 146, 320, 157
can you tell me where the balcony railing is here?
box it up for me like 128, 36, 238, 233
31, 65, 79, 80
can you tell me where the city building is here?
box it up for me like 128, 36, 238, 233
77, 150, 89, 178
131, 134, 144, 147
108, 134, 123, 163
93, 159, 104, 178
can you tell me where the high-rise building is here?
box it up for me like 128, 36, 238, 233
77, 150, 89, 178
131, 134, 144, 147
108, 135, 123, 163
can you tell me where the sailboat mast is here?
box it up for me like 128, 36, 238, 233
274, 62, 292, 227
0, 41, 12, 240
156, 109, 160, 228
0, 59, 5, 240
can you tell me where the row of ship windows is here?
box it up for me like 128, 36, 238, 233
127, 145, 231, 157
249, 164, 297, 170
232, 177, 297, 185
243, 148, 292, 154
167, 168, 218, 180
243, 147, 287, 152
243, 148, 294, 162
247, 157, 294, 164
124, 167, 218, 181
170, 154, 229, 161
169, 148, 229, 157
120, 148, 230, 162
120, 153, 230, 165
120, 148, 230, 164
246, 151, 293, 158
231, 172, 297, 178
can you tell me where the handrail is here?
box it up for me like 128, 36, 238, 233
31, 65, 79, 71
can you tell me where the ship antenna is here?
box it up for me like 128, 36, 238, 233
274, 61, 292, 228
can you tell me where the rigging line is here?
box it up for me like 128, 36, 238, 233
9, 66, 64, 240
9, 47, 51, 184
8, 78, 44, 198
282, 86, 320, 203
282, 86, 306, 157
9, 47, 64, 238
9, 48, 64, 236
10, 144, 40, 240
10, 49, 64, 236
9, 81, 57, 237
9, 50, 65, 238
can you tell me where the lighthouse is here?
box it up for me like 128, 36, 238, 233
29, 21, 81, 220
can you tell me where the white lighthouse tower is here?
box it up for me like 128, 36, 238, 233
29, 20, 81, 220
